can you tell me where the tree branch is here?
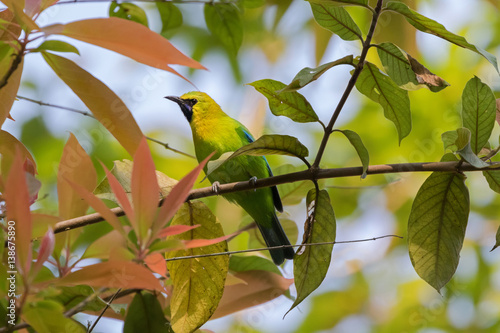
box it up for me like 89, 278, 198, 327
51, 161, 500, 235
0, 42, 25, 91
312, 0, 384, 168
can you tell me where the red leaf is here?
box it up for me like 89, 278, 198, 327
58, 133, 97, 219
42, 17, 206, 79
65, 178, 125, 235
157, 224, 200, 238
4, 151, 32, 273
132, 138, 160, 240
57, 260, 165, 292
41, 52, 143, 156
144, 253, 167, 278
31, 227, 55, 278
0, 130, 36, 175
152, 153, 214, 235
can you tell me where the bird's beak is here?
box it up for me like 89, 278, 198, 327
165, 96, 193, 122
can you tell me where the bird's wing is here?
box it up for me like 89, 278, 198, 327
242, 129, 284, 213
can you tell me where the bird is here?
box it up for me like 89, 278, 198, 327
166, 92, 295, 265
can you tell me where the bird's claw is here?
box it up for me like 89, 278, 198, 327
212, 181, 221, 195
249, 176, 257, 191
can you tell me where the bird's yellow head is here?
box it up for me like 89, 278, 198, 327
165, 91, 222, 123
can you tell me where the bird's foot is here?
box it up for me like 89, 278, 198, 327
249, 176, 257, 191
212, 181, 221, 195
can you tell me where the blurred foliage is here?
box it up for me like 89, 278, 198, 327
1, 0, 500, 332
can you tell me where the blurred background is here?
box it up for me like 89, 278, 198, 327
3, 0, 500, 331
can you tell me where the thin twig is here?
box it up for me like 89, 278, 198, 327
16, 95, 195, 158
165, 234, 403, 262
87, 288, 122, 333
64, 287, 108, 318
312, 0, 384, 169
49, 160, 500, 236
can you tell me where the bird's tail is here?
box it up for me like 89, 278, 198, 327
256, 213, 295, 265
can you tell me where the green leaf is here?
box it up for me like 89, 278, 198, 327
462, 76, 497, 154
408, 171, 469, 292
441, 130, 459, 151
157, 2, 182, 35
455, 128, 490, 168
274, 164, 311, 206
207, 134, 309, 177
355, 62, 411, 143
337, 129, 369, 178
124, 292, 172, 333
309, 3, 362, 41
376, 42, 449, 92
47, 285, 106, 312
483, 170, 500, 194
287, 189, 336, 314
249, 79, 319, 123
33, 40, 80, 55
166, 201, 229, 333
385, 1, 499, 73
23, 300, 86, 333
204, 3, 243, 55
109, 2, 148, 27
280, 55, 354, 92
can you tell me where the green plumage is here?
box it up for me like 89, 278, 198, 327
166, 92, 294, 265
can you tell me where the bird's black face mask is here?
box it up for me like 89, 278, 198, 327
165, 96, 197, 123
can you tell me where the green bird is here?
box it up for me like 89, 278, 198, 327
166, 92, 295, 265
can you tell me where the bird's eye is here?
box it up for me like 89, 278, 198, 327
187, 98, 198, 106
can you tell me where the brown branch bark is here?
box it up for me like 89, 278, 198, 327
52, 161, 500, 235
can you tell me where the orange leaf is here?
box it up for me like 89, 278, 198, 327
4, 150, 32, 274
144, 252, 167, 278
152, 153, 214, 236
0, 130, 36, 176
0, 57, 23, 127
212, 270, 293, 319
41, 52, 143, 156
42, 17, 205, 79
100, 161, 136, 228
57, 260, 164, 292
0, 9, 22, 41
1, 0, 39, 31
58, 133, 97, 219
132, 138, 160, 240
157, 224, 200, 238
182, 232, 235, 250
65, 178, 125, 235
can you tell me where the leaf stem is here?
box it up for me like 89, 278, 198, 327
312, 0, 384, 169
